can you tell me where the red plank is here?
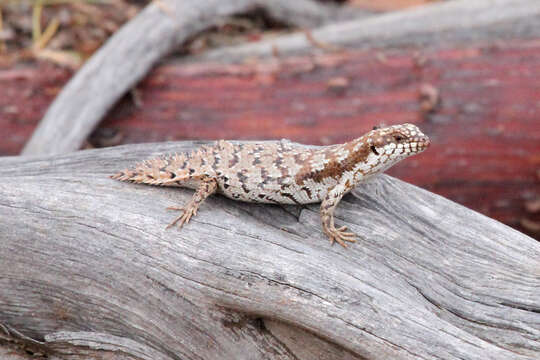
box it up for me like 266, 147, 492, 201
1, 65, 71, 155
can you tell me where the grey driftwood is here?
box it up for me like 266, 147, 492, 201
194, 0, 540, 63
20, 0, 370, 157
1, 142, 539, 360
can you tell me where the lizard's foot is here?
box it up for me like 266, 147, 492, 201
324, 225, 357, 248
166, 204, 198, 229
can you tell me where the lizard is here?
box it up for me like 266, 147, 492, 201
111, 123, 430, 247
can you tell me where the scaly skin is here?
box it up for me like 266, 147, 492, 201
111, 123, 430, 247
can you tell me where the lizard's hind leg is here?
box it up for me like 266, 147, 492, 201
166, 178, 218, 229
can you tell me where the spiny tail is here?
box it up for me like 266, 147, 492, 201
110, 151, 194, 186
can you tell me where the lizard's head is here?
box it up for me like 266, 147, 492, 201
366, 123, 430, 163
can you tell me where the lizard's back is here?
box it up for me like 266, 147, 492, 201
211, 140, 337, 204
112, 140, 337, 205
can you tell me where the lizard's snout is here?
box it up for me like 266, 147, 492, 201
418, 135, 430, 150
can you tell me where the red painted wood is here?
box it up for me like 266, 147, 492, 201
1, 65, 71, 155
1, 41, 539, 238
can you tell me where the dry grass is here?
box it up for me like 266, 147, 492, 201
0, 0, 144, 68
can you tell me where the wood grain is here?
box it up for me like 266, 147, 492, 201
1, 142, 538, 359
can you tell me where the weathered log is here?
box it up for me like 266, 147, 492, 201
195, 0, 540, 63
20, 0, 371, 157
1, 142, 538, 359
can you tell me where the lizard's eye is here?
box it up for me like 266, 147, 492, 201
394, 135, 403, 142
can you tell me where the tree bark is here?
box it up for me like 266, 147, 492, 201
1, 142, 538, 359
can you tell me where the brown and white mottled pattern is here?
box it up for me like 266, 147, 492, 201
111, 123, 430, 247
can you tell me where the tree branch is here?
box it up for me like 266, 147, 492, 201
193, 0, 540, 63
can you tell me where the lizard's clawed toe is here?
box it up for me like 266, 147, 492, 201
166, 205, 196, 229
324, 225, 357, 248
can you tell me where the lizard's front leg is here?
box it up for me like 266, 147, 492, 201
320, 183, 356, 248
166, 178, 218, 229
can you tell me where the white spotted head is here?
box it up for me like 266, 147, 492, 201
362, 123, 430, 172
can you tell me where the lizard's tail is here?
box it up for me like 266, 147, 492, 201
110, 153, 191, 186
